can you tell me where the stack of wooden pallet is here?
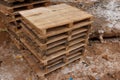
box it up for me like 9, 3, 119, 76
0, 0, 49, 24
7, 4, 93, 77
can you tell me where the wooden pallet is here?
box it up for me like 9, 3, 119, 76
8, 27, 69, 69
8, 25, 67, 63
19, 4, 93, 37
20, 20, 92, 44
1, 0, 49, 5
14, 3, 93, 66
7, 25, 88, 66
22, 50, 83, 78
1, 0, 24, 4
20, 21, 69, 44
6, 4, 93, 78
19, 22, 69, 48
0, 0, 49, 24
7, 28, 24, 50
0, 0, 49, 7
8, 25, 86, 77
0, 0, 49, 13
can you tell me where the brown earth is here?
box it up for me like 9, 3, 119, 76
0, 39, 119, 80
0, 0, 120, 80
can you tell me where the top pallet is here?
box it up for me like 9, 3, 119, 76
19, 4, 93, 37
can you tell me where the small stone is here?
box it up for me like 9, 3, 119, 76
102, 55, 109, 60
15, 55, 23, 59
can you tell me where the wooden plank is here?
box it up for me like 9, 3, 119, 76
44, 49, 66, 63
72, 28, 88, 36
21, 20, 45, 41
67, 52, 82, 61
71, 32, 86, 40
69, 38, 85, 46
1, 0, 24, 3
45, 60, 63, 70
47, 39, 67, 49
69, 47, 84, 55
72, 21, 93, 29
46, 25, 70, 37
11, 0, 47, 8
20, 38, 42, 60
67, 52, 82, 60
7, 28, 23, 49
47, 55, 66, 65
47, 45, 65, 54
0, 0, 48, 14
20, 23, 47, 49
69, 43, 85, 52
47, 33, 68, 44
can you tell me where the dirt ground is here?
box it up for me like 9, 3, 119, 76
0, 0, 120, 80
0, 42, 39, 80
0, 39, 120, 80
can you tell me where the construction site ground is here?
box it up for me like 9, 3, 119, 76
0, 0, 120, 80
0, 39, 120, 80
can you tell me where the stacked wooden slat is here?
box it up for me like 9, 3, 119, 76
0, 0, 49, 24
2, 0, 49, 4
2, 0, 24, 3
7, 4, 93, 77
1, 0, 48, 6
